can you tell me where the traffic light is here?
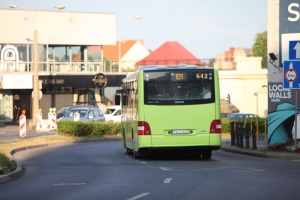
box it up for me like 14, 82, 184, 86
226, 94, 231, 103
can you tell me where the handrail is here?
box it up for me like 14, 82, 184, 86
0, 60, 132, 74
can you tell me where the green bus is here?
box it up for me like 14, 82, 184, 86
121, 65, 222, 159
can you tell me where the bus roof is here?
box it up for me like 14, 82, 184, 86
136, 65, 201, 71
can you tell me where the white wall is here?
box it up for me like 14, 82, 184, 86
219, 57, 268, 117
122, 41, 150, 71
0, 9, 116, 45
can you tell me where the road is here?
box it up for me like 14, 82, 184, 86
1, 140, 300, 200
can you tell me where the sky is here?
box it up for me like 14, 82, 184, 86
0, 0, 267, 59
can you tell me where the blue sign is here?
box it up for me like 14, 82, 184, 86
283, 61, 300, 89
289, 41, 300, 60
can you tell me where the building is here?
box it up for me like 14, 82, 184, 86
214, 47, 268, 117
0, 9, 126, 123
103, 40, 150, 72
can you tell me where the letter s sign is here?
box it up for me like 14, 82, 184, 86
288, 3, 300, 22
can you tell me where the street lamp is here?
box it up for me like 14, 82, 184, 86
54, 5, 65, 10
9, 4, 17, 8
118, 15, 142, 73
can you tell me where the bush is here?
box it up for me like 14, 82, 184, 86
57, 121, 122, 137
221, 118, 231, 133
0, 153, 16, 175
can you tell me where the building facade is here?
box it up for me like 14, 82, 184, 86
0, 9, 127, 123
213, 47, 268, 117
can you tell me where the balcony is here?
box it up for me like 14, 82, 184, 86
0, 60, 125, 75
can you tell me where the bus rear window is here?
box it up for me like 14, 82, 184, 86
144, 69, 215, 105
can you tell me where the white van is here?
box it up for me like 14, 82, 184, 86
104, 106, 121, 122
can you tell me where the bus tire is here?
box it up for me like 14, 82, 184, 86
126, 148, 133, 154
133, 150, 142, 159
202, 150, 212, 160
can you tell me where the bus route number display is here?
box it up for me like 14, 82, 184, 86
196, 73, 210, 80
171, 73, 187, 81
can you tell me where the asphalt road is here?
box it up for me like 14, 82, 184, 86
1, 140, 300, 200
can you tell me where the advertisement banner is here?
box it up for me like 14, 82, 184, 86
268, 0, 300, 144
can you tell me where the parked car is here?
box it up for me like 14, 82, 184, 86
104, 106, 121, 122
56, 105, 72, 120
60, 105, 105, 122
227, 113, 259, 119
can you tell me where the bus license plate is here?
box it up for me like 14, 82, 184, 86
169, 130, 192, 134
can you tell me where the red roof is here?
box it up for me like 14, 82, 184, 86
137, 41, 204, 66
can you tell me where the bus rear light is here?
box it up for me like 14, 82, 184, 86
210, 120, 222, 133
138, 121, 151, 135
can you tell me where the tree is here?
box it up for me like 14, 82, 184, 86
251, 31, 267, 68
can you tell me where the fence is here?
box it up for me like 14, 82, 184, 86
228, 119, 267, 149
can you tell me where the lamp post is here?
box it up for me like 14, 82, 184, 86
118, 15, 142, 73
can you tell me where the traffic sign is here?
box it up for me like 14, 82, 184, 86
282, 33, 300, 62
289, 41, 300, 60
283, 61, 300, 89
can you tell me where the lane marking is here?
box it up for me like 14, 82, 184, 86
159, 167, 171, 171
163, 178, 172, 183
126, 193, 150, 200
246, 168, 266, 172
53, 183, 86, 186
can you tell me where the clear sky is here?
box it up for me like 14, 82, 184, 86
1, 0, 267, 59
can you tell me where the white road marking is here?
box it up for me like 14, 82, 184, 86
163, 178, 172, 183
159, 167, 171, 171
126, 193, 150, 200
53, 183, 86, 186
246, 168, 266, 172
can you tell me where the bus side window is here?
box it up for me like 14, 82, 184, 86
121, 89, 128, 106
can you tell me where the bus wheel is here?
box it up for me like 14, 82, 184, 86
126, 148, 133, 154
202, 150, 212, 160
133, 150, 142, 159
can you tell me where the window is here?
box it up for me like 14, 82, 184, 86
144, 70, 215, 105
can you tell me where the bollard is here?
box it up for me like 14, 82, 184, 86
48, 108, 53, 129
49, 108, 57, 130
74, 111, 80, 122
230, 120, 235, 146
236, 120, 240, 147
36, 108, 43, 130
245, 122, 250, 149
251, 122, 257, 149
19, 110, 26, 138
239, 121, 244, 148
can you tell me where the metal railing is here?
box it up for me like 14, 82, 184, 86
0, 60, 130, 74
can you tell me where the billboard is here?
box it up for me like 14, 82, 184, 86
268, 0, 300, 144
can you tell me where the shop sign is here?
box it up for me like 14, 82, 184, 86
92, 73, 107, 88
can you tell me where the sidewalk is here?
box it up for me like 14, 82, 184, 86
221, 134, 300, 160
0, 124, 57, 142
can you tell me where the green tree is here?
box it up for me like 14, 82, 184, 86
251, 31, 267, 68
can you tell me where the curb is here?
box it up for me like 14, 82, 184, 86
221, 146, 300, 161
0, 144, 49, 185
220, 147, 268, 159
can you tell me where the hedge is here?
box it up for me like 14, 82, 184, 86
57, 118, 267, 137
57, 121, 122, 137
